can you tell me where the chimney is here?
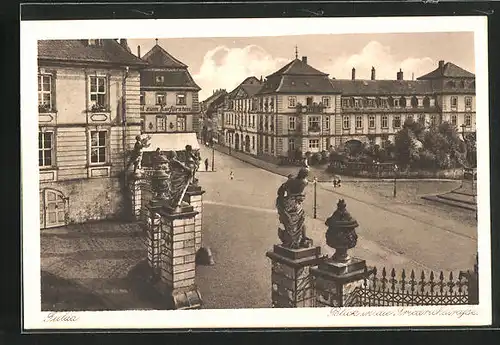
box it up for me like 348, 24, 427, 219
371, 66, 376, 80
302, 56, 308, 64
397, 68, 403, 81
439, 60, 445, 71
137, 45, 141, 58
352, 67, 356, 80
119, 39, 131, 52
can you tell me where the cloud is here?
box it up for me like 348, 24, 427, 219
194, 45, 289, 100
326, 41, 436, 80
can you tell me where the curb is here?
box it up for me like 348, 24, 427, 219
421, 195, 476, 212
210, 146, 464, 184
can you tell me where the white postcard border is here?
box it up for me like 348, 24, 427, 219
21, 16, 491, 329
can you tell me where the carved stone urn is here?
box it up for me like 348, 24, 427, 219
325, 199, 359, 262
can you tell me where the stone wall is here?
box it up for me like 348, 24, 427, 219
40, 177, 125, 225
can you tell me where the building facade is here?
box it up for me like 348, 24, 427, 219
219, 56, 476, 163
223, 77, 263, 155
331, 61, 476, 148
38, 39, 147, 228
138, 41, 201, 154
200, 88, 227, 144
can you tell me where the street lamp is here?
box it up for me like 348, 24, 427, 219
393, 164, 398, 198
313, 177, 318, 219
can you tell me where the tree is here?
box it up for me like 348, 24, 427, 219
394, 127, 419, 167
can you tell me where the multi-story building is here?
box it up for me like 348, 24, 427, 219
254, 56, 341, 162
223, 77, 263, 155
330, 60, 476, 148
138, 40, 201, 155
200, 89, 227, 144
38, 39, 147, 228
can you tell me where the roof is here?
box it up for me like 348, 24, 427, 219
228, 76, 263, 99
141, 44, 188, 68
201, 89, 227, 104
329, 79, 435, 96
140, 69, 201, 90
267, 58, 328, 77
37, 39, 147, 66
417, 62, 475, 79
258, 75, 339, 95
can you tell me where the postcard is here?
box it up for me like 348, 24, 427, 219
20, 16, 491, 330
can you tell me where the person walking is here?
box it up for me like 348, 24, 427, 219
230, 170, 234, 180
204, 158, 209, 171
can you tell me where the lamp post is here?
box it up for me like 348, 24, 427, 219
393, 164, 398, 198
313, 177, 318, 219
211, 140, 215, 172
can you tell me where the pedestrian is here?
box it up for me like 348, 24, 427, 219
332, 175, 341, 188
204, 158, 209, 171
230, 170, 234, 180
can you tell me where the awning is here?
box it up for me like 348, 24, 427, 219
144, 133, 200, 152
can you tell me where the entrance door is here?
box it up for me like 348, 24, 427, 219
41, 189, 67, 229
235, 134, 240, 151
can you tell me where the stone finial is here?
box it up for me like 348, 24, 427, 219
325, 199, 359, 262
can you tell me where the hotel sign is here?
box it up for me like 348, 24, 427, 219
143, 105, 192, 113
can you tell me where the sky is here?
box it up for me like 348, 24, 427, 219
127, 32, 475, 101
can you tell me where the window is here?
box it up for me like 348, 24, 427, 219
38, 75, 52, 110
89, 76, 107, 109
354, 98, 362, 108
368, 115, 375, 129
465, 97, 472, 109
379, 98, 388, 108
366, 98, 375, 107
308, 116, 320, 131
394, 115, 401, 128
252, 115, 256, 128
418, 114, 426, 124
289, 138, 295, 151
252, 136, 255, 150
394, 98, 400, 107
90, 131, 107, 164
289, 116, 296, 130
270, 98, 275, 112
155, 75, 165, 84
342, 115, 350, 130
156, 117, 166, 132
176, 93, 186, 105
451, 96, 458, 109
406, 114, 414, 122
88, 39, 102, 46
465, 114, 472, 127
381, 115, 388, 128
265, 136, 269, 151
430, 115, 437, 126
140, 92, 145, 105
156, 93, 166, 105
324, 116, 330, 130
308, 139, 319, 149
355, 115, 363, 129
341, 98, 350, 108
177, 116, 186, 131
451, 114, 457, 126
322, 96, 331, 107
288, 96, 296, 108
39, 131, 53, 167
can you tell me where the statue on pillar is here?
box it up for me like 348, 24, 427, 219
325, 199, 359, 262
184, 145, 200, 186
275, 167, 312, 249
166, 150, 193, 211
127, 134, 151, 175
150, 148, 170, 207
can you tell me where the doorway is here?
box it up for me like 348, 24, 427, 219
40, 188, 68, 229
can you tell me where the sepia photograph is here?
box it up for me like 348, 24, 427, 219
21, 17, 490, 329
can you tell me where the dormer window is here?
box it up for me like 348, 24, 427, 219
155, 75, 165, 85
88, 39, 103, 46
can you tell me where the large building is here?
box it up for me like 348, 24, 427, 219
223, 76, 264, 155
138, 40, 201, 155
200, 88, 227, 144
219, 54, 476, 163
38, 39, 147, 228
330, 60, 476, 148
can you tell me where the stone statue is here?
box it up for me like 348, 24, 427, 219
275, 167, 312, 249
128, 135, 151, 173
184, 145, 200, 186
166, 150, 193, 210
150, 149, 170, 204
325, 199, 359, 262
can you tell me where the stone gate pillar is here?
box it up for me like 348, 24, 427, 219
152, 204, 202, 310
266, 244, 324, 308
183, 185, 205, 254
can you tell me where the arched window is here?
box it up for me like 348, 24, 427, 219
411, 96, 418, 108
423, 96, 430, 108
